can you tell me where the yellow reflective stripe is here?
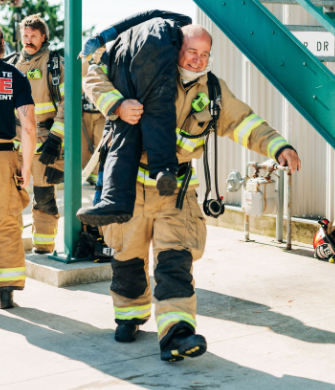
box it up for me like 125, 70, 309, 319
100, 65, 108, 74
114, 303, 151, 312
35, 102, 57, 114
51, 121, 64, 136
114, 304, 151, 320
14, 140, 43, 154
59, 83, 64, 96
0, 267, 25, 273
157, 312, 196, 336
267, 137, 290, 159
233, 114, 265, 147
0, 267, 26, 281
33, 233, 56, 238
33, 233, 55, 245
97, 90, 123, 116
176, 128, 206, 153
137, 167, 199, 188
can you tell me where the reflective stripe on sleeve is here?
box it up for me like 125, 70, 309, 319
156, 312, 196, 338
114, 303, 151, 320
233, 114, 265, 148
96, 90, 123, 116
176, 128, 205, 153
267, 137, 290, 160
0, 267, 26, 282
33, 233, 56, 246
100, 65, 108, 75
50, 121, 64, 136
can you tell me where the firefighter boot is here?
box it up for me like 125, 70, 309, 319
161, 327, 207, 362
156, 171, 177, 196
0, 291, 14, 309
115, 323, 139, 343
76, 203, 132, 227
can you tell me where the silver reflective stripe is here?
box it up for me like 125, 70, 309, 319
236, 115, 262, 145
115, 308, 150, 317
1, 271, 25, 278
33, 237, 54, 242
98, 93, 120, 111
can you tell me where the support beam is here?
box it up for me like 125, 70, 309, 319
63, 0, 82, 259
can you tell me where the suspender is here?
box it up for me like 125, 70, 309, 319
47, 51, 62, 111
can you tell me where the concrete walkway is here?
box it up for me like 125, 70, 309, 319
2, 219, 335, 389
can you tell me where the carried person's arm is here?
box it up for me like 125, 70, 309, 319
216, 79, 301, 174
17, 104, 36, 188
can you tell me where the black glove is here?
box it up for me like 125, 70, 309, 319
37, 134, 62, 165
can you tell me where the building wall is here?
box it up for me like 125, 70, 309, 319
196, 4, 335, 221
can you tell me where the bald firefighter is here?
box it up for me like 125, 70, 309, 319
83, 23, 300, 362
0, 26, 36, 309
9, 14, 65, 254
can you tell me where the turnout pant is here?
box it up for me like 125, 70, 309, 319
103, 184, 207, 349
0, 143, 30, 291
102, 18, 180, 215
82, 111, 105, 184
17, 137, 63, 252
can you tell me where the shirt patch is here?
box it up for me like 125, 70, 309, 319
0, 71, 13, 100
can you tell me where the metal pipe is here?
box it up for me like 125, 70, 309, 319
245, 213, 250, 241
287, 173, 292, 250
64, 0, 82, 257
276, 170, 284, 242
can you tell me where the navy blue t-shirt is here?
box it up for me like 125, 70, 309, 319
0, 59, 34, 140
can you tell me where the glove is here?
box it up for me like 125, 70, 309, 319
37, 134, 62, 165
81, 27, 117, 61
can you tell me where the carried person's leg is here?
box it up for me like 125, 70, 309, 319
102, 185, 153, 342
152, 189, 207, 362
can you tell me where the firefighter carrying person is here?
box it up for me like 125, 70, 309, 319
8, 14, 65, 254
0, 26, 36, 309
76, 10, 192, 227
80, 15, 301, 362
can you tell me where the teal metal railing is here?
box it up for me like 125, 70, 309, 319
193, 0, 335, 149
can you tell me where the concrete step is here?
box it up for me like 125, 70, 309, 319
25, 253, 111, 288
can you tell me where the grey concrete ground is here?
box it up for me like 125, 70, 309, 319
2, 214, 335, 389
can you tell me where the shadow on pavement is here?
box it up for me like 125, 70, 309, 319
0, 307, 334, 389
197, 288, 335, 345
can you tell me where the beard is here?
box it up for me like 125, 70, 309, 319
0, 43, 5, 58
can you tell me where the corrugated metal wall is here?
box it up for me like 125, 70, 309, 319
196, 4, 335, 220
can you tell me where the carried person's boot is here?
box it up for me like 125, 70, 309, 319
161, 328, 207, 362
76, 202, 132, 227
115, 323, 139, 343
0, 291, 14, 309
156, 171, 177, 196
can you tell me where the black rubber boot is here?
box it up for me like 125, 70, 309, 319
0, 291, 14, 309
76, 202, 132, 227
156, 171, 177, 196
161, 328, 207, 362
115, 323, 139, 343
32, 248, 52, 255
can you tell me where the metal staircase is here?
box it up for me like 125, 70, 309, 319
193, 0, 335, 149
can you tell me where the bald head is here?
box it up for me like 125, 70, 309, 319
178, 25, 212, 73
181, 24, 212, 46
